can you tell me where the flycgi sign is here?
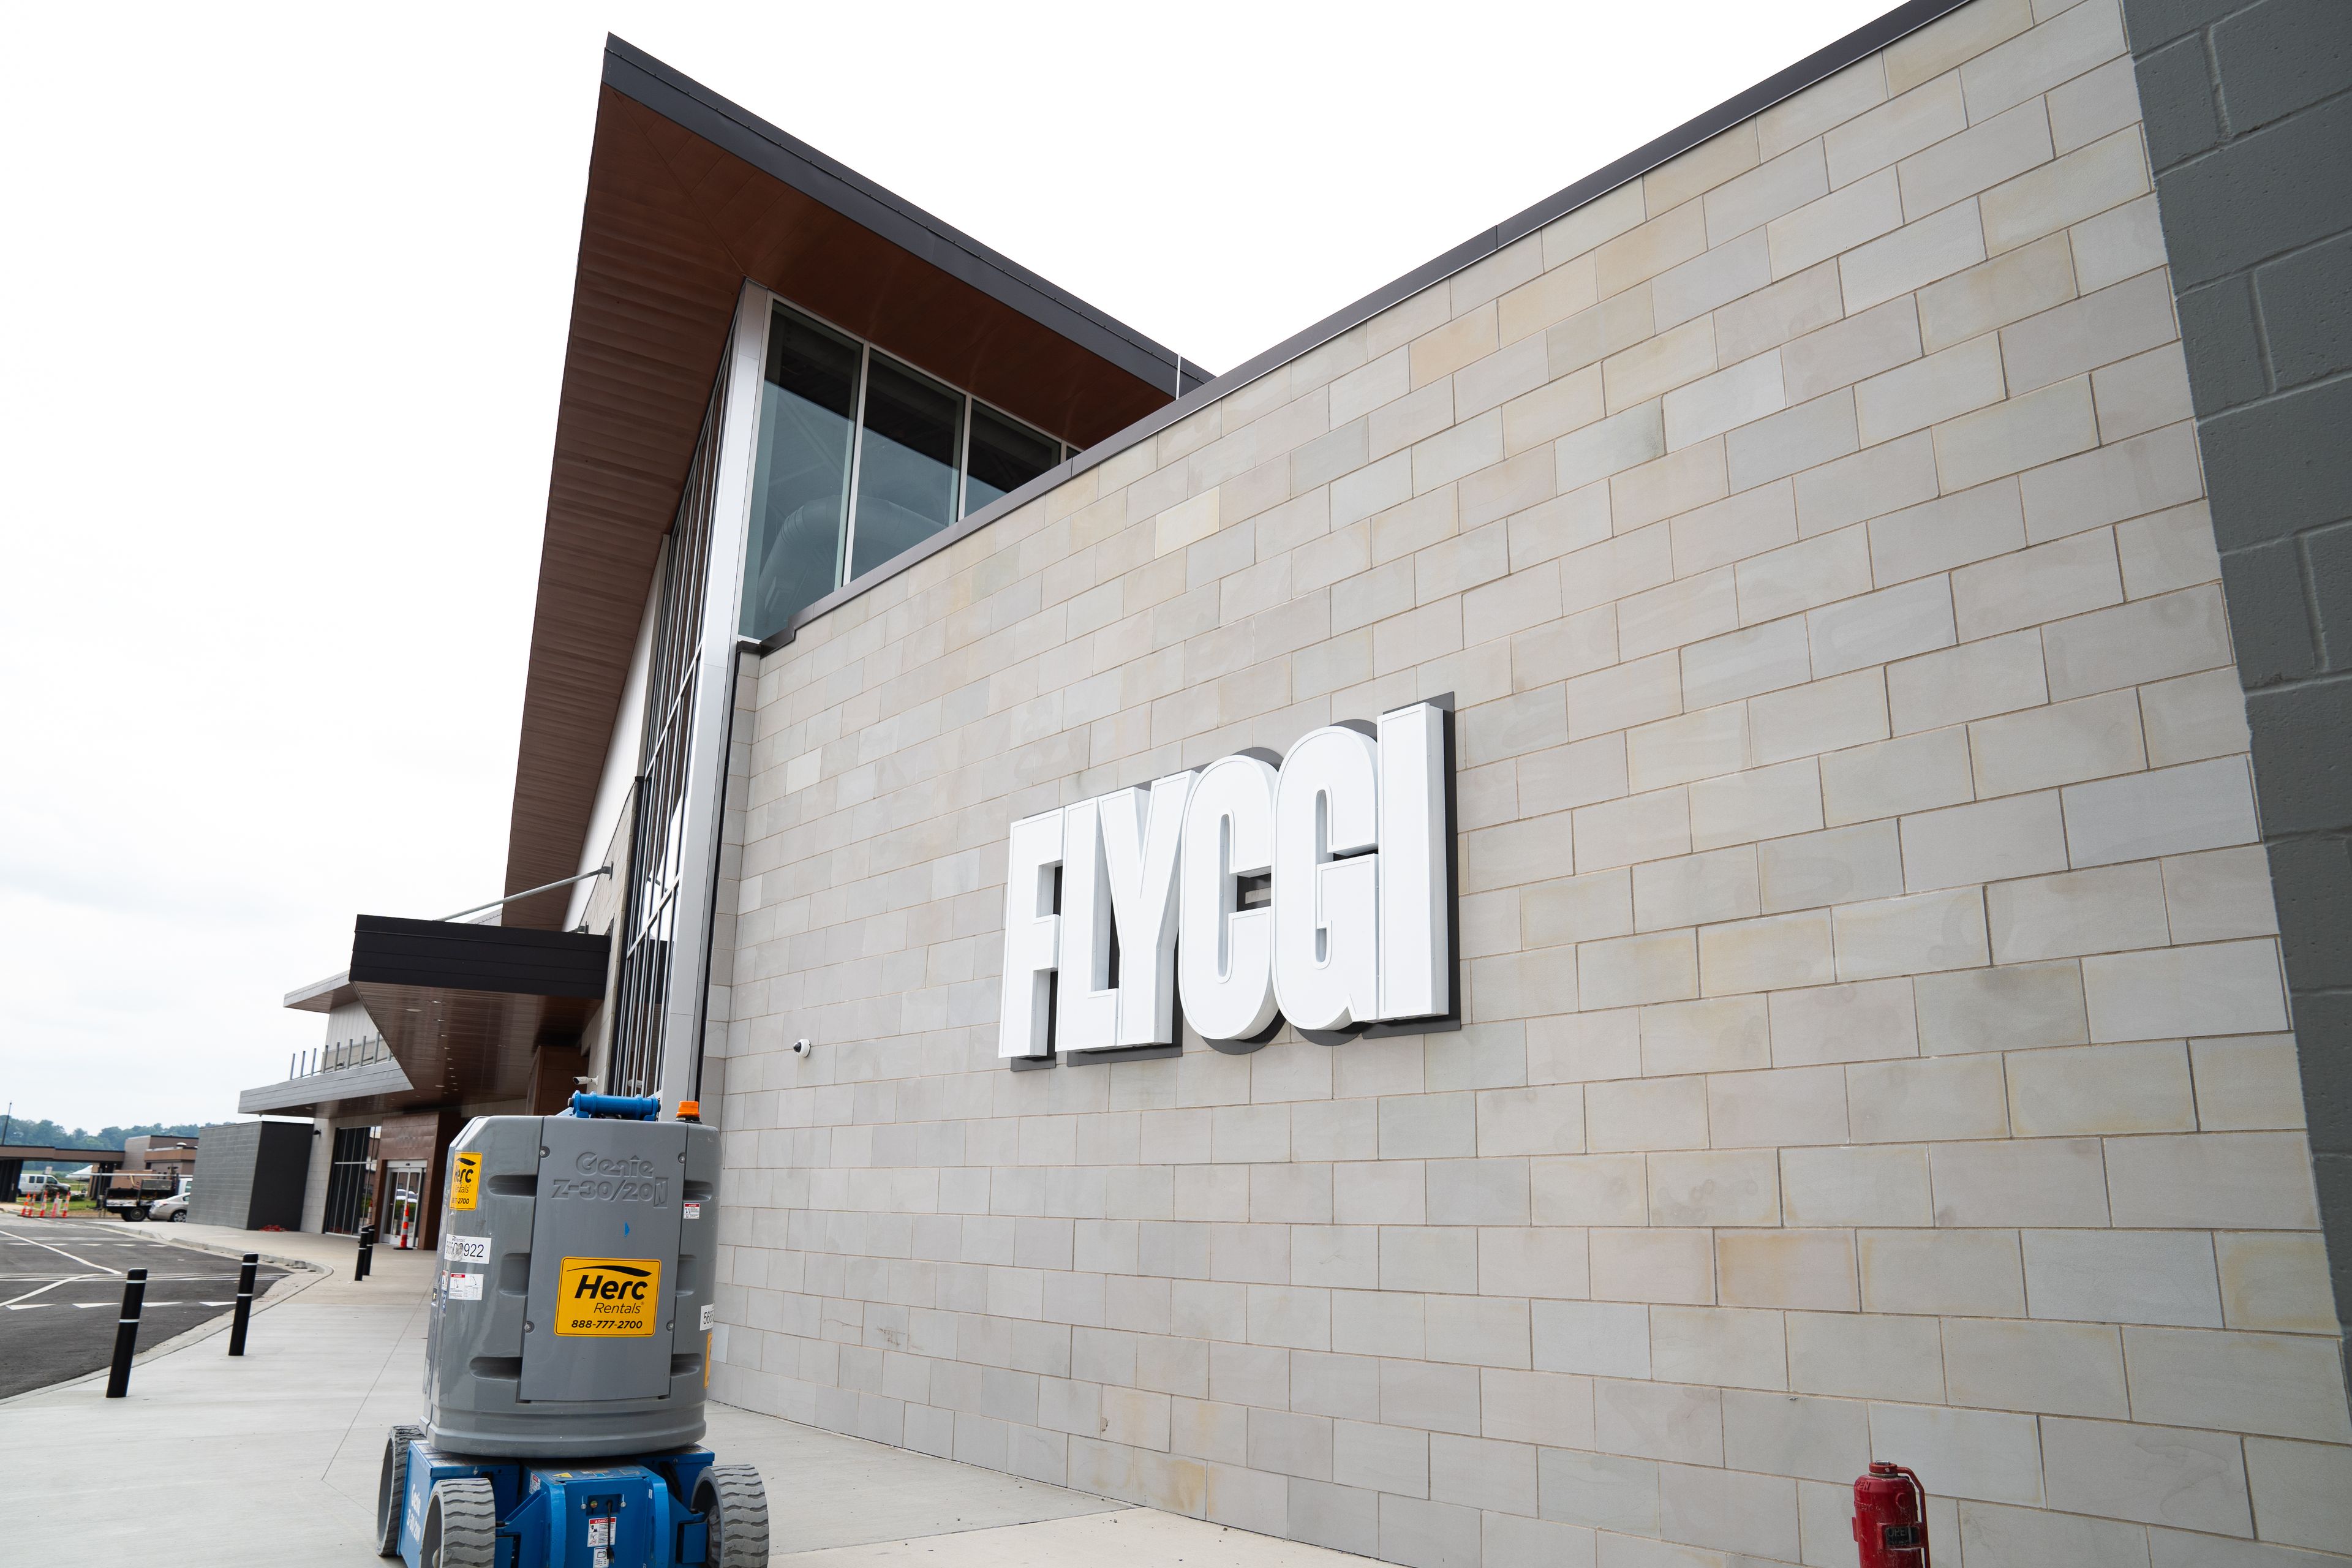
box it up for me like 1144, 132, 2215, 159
998, 698, 1457, 1066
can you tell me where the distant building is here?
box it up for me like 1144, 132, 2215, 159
119, 1135, 198, 1177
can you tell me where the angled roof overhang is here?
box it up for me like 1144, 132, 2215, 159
257, 917, 609, 1120
500, 38, 1202, 930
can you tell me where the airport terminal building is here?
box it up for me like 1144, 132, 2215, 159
243, 0, 2352, 1559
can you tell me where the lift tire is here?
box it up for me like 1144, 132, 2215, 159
421, 1476, 497, 1568
375, 1425, 425, 1557
693, 1463, 771, 1568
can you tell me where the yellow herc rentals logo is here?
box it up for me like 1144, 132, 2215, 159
449, 1153, 481, 1212
555, 1257, 662, 1337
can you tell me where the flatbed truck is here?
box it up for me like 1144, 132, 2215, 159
102, 1171, 181, 1221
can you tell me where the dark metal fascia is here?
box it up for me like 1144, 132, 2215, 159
600, 37, 1207, 401
750, 0, 1975, 657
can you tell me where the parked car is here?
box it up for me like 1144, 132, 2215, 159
149, 1189, 192, 1223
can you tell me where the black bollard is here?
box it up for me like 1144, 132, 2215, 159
104, 1268, 148, 1398
355, 1224, 374, 1283
227, 1252, 259, 1356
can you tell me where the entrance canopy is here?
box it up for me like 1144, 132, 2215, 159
243, 917, 608, 1120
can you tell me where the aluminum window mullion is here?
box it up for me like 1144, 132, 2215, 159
957, 393, 973, 519
649, 281, 769, 1114
609, 318, 733, 1098
839, 341, 872, 594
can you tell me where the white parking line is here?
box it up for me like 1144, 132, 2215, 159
0, 1276, 92, 1309
9, 1299, 236, 1311
0, 1227, 120, 1277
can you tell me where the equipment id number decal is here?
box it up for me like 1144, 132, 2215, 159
443, 1234, 491, 1265
554, 1257, 662, 1337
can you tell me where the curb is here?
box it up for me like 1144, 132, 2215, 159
127, 1228, 331, 1279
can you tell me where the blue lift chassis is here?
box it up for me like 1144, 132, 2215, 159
377, 1427, 767, 1567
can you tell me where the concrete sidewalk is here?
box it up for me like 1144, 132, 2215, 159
0, 1228, 1363, 1566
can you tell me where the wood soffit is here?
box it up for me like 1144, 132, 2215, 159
501, 58, 1191, 929
499, 0, 1975, 935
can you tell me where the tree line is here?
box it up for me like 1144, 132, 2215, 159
1, 1116, 203, 1149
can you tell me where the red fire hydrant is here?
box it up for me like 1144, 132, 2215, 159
1852, 1461, 1929, 1566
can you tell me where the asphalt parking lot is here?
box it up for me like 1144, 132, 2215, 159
0, 1215, 287, 1397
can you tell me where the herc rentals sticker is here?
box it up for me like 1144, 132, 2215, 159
554, 1257, 662, 1337
450, 1152, 481, 1212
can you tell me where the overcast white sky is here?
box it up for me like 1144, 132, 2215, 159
0, 0, 1892, 1132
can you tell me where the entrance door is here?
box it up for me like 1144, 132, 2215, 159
385, 1161, 427, 1249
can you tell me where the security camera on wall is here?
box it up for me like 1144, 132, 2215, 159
791, 1038, 812, 1058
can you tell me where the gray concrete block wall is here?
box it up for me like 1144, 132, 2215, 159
706, 1, 2352, 1561
189, 1121, 260, 1229
190, 1121, 311, 1230
2121, 0, 2352, 1351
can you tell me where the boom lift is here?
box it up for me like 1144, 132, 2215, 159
375, 1094, 768, 1567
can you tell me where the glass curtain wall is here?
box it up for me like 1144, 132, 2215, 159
849, 356, 963, 579
966, 404, 1063, 517
739, 300, 1068, 643
741, 311, 860, 641
608, 365, 730, 1098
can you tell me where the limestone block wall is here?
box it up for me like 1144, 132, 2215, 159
707, 0, 2352, 1561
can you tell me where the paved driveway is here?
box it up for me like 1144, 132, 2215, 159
0, 1215, 287, 1397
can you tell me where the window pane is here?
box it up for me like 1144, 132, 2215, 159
741, 306, 861, 640
848, 355, 961, 579
963, 403, 1060, 518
